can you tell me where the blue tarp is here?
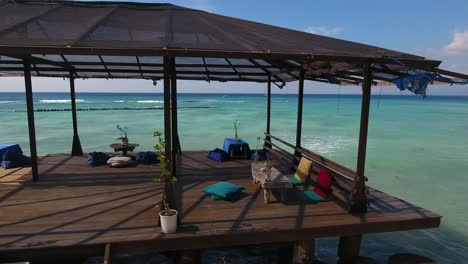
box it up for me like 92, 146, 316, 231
393, 73, 465, 97
0, 144, 22, 158
223, 138, 250, 154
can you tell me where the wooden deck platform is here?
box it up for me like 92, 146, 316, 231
0, 151, 441, 262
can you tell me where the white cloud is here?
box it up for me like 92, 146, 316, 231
304, 26, 344, 37
444, 30, 468, 55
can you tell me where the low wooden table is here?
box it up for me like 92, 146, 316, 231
110, 143, 139, 156
251, 162, 293, 204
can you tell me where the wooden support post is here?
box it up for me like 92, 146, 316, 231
170, 57, 178, 176
293, 239, 315, 264
294, 69, 305, 161
163, 56, 172, 167
23, 62, 39, 182
349, 64, 372, 213
338, 235, 362, 264
163, 56, 175, 211
104, 243, 112, 264
265, 75, 272, 149
69, 72, 83, 156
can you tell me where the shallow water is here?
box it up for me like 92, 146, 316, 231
1, 92, 468, 263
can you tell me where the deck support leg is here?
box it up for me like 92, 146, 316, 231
176, 249, 201, 264
293, 239, 315, 264
23, 61, 39, 182
69, 71, 83, 156
104, 243, 112, 264
349, 64, 372, 213
265, 76, 272, 149
338, 235, 362, 264
293, 69, 305, 165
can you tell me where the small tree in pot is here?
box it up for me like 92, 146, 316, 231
153, 131, 178, 234
116, 125, 129, 146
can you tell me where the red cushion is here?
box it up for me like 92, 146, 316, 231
313, 168, 334, 198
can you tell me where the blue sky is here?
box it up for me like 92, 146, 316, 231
2, 0, 467, 95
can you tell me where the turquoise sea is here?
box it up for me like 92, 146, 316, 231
1, 92, 468, 263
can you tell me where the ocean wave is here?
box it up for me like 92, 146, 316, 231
0, 101, 20, 104
114, 100, 126, 103
182, 99, 246, 103
136, 100, 163, 103
39, 99, 85, 103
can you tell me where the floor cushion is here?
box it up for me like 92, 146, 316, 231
313, 168, 334, 198
107, 156, 136, 168
202, 181, 245, 201
300, 190, 328, 203
288, 175, 305, 186
293, 157, 313, 184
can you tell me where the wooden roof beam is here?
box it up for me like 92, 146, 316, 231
306, 64, 359, 76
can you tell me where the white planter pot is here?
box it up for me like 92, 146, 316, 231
159, 209, 178, 234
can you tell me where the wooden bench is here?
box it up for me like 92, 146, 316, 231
264, 133, 362, 210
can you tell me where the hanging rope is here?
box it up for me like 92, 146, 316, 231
336, 83, 341, 112
377, 82, 383, 109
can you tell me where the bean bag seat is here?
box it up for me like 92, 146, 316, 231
136, 151, 158, 164
1, 150, 31, 169
207, 148, 229, 162
87, 152, 111, 166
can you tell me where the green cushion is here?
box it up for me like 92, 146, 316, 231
288, 175, 305, 186
202, 181, 245, 201
300, 190, 328, 203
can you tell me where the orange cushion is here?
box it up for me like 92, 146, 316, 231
293, 157, 313, 183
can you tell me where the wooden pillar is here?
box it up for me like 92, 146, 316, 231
338, 235, 362, 263
163, 56, 172, 165
265, 76, 272, 149
293, 239, 315, 264
294, 69, 305, 160
23, 62, 39, 182
69, 72, 83, 156
349, 64, 372, 213
170, 57, 178, 176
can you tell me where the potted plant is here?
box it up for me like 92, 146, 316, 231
153, 131, 178, 234
116, 125, 129, 146
233, 120, 240, 140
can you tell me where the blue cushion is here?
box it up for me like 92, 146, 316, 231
202, 181, 245, 201
288, 176, 305, 186
300, 190, 328, 203
207, 148, 229, 162
87, 152, 111, 166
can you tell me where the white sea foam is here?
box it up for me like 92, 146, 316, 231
114, 100, 126, 103
39, 99, 85, 103
136, 100, 163, 103
0, 101, 19, 104
302, 136, 355, 155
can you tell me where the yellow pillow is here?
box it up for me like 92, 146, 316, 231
294, 157, 313, 183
